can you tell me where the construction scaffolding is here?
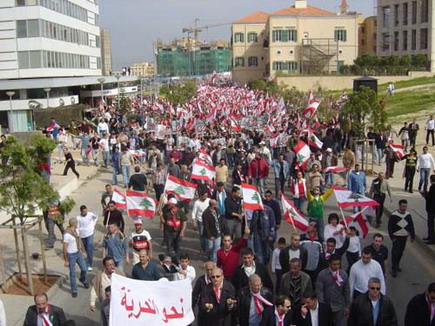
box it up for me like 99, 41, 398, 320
301, 38, 341, 74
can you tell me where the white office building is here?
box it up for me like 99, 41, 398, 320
0, 0, 104, 132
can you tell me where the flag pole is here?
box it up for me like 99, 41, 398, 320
288, 214, 297, 232
338, 205, 349, 228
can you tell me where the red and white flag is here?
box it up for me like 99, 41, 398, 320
281, 194, 309, 232
323, 166, 349, 174
191, 160, 216, 182
241, 183, 264, 211
126, 190, 156, 219
332, 186, 379, 209
308, 129, 323, 149
341, 207, 374, 238
199, 149, 213, 166
269, 133, 280, 149
304, 100, 320, 119
294, 140, 311, 169
164, 175, 197, 202
387, 143, 405, 159
112, 188, 127, 209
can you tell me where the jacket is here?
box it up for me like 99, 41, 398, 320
279, 245, 308, 274
348, 292, 398, 326
404, 293, 435, 326
424, 183, 435, 214
321, 154, 338, 169
202, 207, 221, 239
192, 275, 210, 309
238, 286, 274, 326
319, 237, 349, 269
273, 160, 290, 179
93, 268, 125, 303
199, 280, 236, 326
248, 207, 276, 265
23, 304, 67, 326
316, 268, 350, 312
388, 210, 415, 240
307, 188, 333, 219
292, 301, 332, 326
232, 262, 273, 294
259, 308, 294, 326
348, 171, 366, 194
279, 271, 313, 307
248, 157, 270, 179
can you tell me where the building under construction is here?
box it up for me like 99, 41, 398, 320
156, 38, 231, 77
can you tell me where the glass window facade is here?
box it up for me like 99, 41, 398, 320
18, 50, 98, 69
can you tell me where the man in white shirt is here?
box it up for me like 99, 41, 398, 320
99, 134, 110, 168
349, 247, 385, 299
173, 253, 196, 284
426, 114, 435, 146
77, 205, 98, 271
417, 146, 435, 192
192, 192, 210, 253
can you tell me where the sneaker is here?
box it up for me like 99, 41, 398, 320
82, 282, 90, 289
72, 292, 78, 298
87, 267, 93, 271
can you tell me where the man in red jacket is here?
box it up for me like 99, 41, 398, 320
248, 152, 270, 197
217, 227, 250, 280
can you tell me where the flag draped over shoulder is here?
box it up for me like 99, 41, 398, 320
164, 175, 197, 202
126, 190, 156, 218
281, 194, 309, 232
241, 183, 264, 211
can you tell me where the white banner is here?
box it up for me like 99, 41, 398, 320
110, 274, 194, 326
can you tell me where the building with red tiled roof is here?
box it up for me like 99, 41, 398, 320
232, 0, 362, 84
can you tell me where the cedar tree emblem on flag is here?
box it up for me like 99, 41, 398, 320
174, 185, 186, 195
140, 198, 153, 210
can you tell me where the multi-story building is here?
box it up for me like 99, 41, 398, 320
130, 61, 155, 77
359, 16, 378, 56
232, 0, 360, 84
0, 0, 114, 132
156, 39, 231, 77
377, 0, 434, 71
101, 28, 112, 76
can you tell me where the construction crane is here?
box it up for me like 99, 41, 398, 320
182, 18, 230, 43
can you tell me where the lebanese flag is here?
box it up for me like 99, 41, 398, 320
281, 193, 309, 232
323, 166, 349, 173
304, 100, 320, 119
308, 129, 323, 149
191, 160, 216, 182
230, 117, 241, 132
294, 140, 311, 169
269, 133, 280, 149
387, 142, 405, 159
112, 188, 127, 209
126, 190, 156, 218
164, 175, 197, 202
241, 183, 264, 211
199, 150, 213, 166
332, 186, 379, 209
341, 207, 373, 238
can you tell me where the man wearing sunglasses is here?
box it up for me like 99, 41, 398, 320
348, 277, 398, 326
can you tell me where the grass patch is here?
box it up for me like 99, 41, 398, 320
379, 76, 435, 89
385, 85, 435, 122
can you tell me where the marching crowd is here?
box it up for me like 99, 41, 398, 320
12, 79, 435, 326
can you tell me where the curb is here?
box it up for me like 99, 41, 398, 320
382, 206, 435, 260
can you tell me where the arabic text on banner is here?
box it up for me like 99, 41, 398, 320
110, 274, 195, 326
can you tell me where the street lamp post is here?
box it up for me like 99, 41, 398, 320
43, 88, 51, 108
97, 78, 106, 108
5, 91, 15, 133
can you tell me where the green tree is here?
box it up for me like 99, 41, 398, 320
340, 86, 387, 136
0, 134, 75, 294
118, 87, 130, 114
159, 80, 197, 106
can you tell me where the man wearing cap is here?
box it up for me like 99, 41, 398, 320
322, 148, 338, 188
259, 141, 272, 162
130, 219, 153, 264
163, 198, 187, 255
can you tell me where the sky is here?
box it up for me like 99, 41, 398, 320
100, 0, 375, 70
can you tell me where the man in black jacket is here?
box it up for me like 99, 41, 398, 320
404, 282, 435, 326
348, 277, 398, 326
238, 274, 274, 326
192, 261, 215, 310
422, 175, 435, 244
388, 199, 415, 277
319, 236, 349, 269
260, 294, 294, 326
128, 165, 147, 191
279, 233, 308, 274
23, 292, 67, 326
292, 291, 332, 326
63, 147, 80, 178
232, 247, 273, 294
202, 200, 222, 262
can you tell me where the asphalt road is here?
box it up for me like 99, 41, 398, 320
25, 170, 435, 326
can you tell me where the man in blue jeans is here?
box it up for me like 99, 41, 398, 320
63, 218, 89, 298
102, 223, 130, 271
417, 146, 435, 192
77, 205, 98, 271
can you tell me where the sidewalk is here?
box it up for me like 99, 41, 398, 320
0, 149, 99, 326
